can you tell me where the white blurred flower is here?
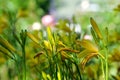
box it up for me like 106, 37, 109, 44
81, 0, 90, 10
32, 22, 41, 30
69, 23, 81, 33
75, 24, 81, 33
84, 35, 92, 40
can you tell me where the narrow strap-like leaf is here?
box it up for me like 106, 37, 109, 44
27, 32, 39, 44
90, 17, 103, 39
0, 36, 16, 52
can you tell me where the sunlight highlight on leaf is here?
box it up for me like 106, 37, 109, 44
42, 71, 47, 80
47, 27, 55, 46
57, 66, 61, 80
77, 40, 98, 52
61, 51, 72, 60
90, 17, 103, 39
77, 49, 94, 58
58, 41, 66, 47
43, 40, 52, 51
27, 32, 39, 44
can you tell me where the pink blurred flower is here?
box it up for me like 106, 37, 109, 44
41, 15, 55, 27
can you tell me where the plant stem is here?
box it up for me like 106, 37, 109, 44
15, 60, 21, 80
105, 47, 108, 80
22, 46, 26, 80
100, 58, 105, 80
74, 63, 82, 80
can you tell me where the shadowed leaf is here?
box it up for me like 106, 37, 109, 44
0, 36, 16, 52
58, 48, 79, 53
81, 53, 98, 70
0, 46, 14, 59
34, 52, 44, 59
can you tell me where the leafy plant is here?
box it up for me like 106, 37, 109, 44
0, 4, 120, 79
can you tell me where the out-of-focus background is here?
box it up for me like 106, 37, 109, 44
0, 0, 120, 31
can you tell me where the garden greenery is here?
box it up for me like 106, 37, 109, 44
0, 4, 120, 80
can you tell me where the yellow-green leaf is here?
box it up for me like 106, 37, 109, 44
77, 40, 98, 52
27, 32, 39, 44
57, 66, 61, 80
90, 17, 103, 39
0, 46, 13, 59
47, 27, 55, 46
81, 53, 98, 70
43, 40, 52, 51
42, 71, 47, 80
61, 51, 72, 60
47, 74, 51, 80
58, 41, 66, 47
0, 36, 16, 52
77, 49, 95, 58
0, 56, 6, 64
17, 9, 28, 18
58, 48, 79, 53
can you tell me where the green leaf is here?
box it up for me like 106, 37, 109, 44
0, 46, 14, 59
0, 36, 16, 52
77, 49, 93, 58
27, 32, 39, 44
76, 40, 98, 52
47, 27, 55, 49
90, 17, 103, 39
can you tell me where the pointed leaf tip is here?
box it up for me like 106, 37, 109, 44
90, 17, 103, 39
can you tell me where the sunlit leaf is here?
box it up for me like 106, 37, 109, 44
47, 74, 51, 80
27, 32, 39, 44
90, 17, 103, 39
57, 66, 61, 80
58, 41, 66, 47
47, 27, 55, 46
42, 71, 47, 80
61, 51, 72, 60
76, 40, 98, 52
77, 49, 94, 58
43, 40, 52, 52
